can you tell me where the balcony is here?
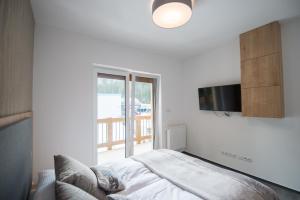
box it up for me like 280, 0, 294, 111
97, 115, 153, 163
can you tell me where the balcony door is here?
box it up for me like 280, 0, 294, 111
95, 68, 156, 164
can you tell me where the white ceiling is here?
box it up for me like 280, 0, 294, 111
31, 0, 300, 59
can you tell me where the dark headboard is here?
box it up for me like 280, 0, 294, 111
0, 118, 33, 200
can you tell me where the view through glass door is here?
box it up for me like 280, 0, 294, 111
96, 71, 154, 164
133, 76, 154, 156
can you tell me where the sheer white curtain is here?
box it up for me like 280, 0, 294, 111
152, 78, 162, 149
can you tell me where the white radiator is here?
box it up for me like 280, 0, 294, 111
166, 124, 186, 151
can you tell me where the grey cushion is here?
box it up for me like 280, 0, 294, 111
54, 155, 107, 200
91, 166, 125, 193
33, 170, 55, 200
56, 181, 99, 200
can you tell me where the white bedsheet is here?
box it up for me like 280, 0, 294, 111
104, 158, 202, 200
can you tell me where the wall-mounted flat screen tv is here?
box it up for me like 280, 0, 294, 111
198, 84, 241, 112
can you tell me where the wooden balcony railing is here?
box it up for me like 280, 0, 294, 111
97, 115, 152, 150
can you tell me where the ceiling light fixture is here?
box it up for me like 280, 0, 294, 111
152, 0, 192, 29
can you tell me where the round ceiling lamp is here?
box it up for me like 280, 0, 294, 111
152, 0, 192, 29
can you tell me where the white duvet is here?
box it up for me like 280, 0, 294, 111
104, 158, 202, 200
104, 149, 278, 200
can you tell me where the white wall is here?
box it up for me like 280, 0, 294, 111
182, 17, 300, 191
33, 25, 184, 180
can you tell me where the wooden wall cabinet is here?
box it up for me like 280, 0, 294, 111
240, 22, 281, 61
242, 86, 283, 118
240, 22, 284, 118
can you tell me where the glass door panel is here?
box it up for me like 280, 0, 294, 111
97, 73, 126, 164
133, 76, 154, 156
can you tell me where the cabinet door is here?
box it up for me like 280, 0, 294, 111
242, 86, 283, 118
240, 22, 281, 61
241, 53, 282, 88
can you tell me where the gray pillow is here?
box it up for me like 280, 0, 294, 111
91, 166, 125, 193
54, 155, 107, 200
56, 181, 99, 200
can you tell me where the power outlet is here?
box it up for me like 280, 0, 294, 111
238, 156, 253, 163
221, 151, 237, 158
221, 151, 253, 163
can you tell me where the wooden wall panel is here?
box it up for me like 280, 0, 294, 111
240, 22, 281, 61
0, 0, 34, 118
242, 86, 283, 118
241, 53, 282, 88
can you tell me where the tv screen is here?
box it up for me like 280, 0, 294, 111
198, 84, 241, 112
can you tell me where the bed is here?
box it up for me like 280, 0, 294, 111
33, 149, 279, 200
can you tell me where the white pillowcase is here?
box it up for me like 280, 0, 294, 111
33, 170, 56, 200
